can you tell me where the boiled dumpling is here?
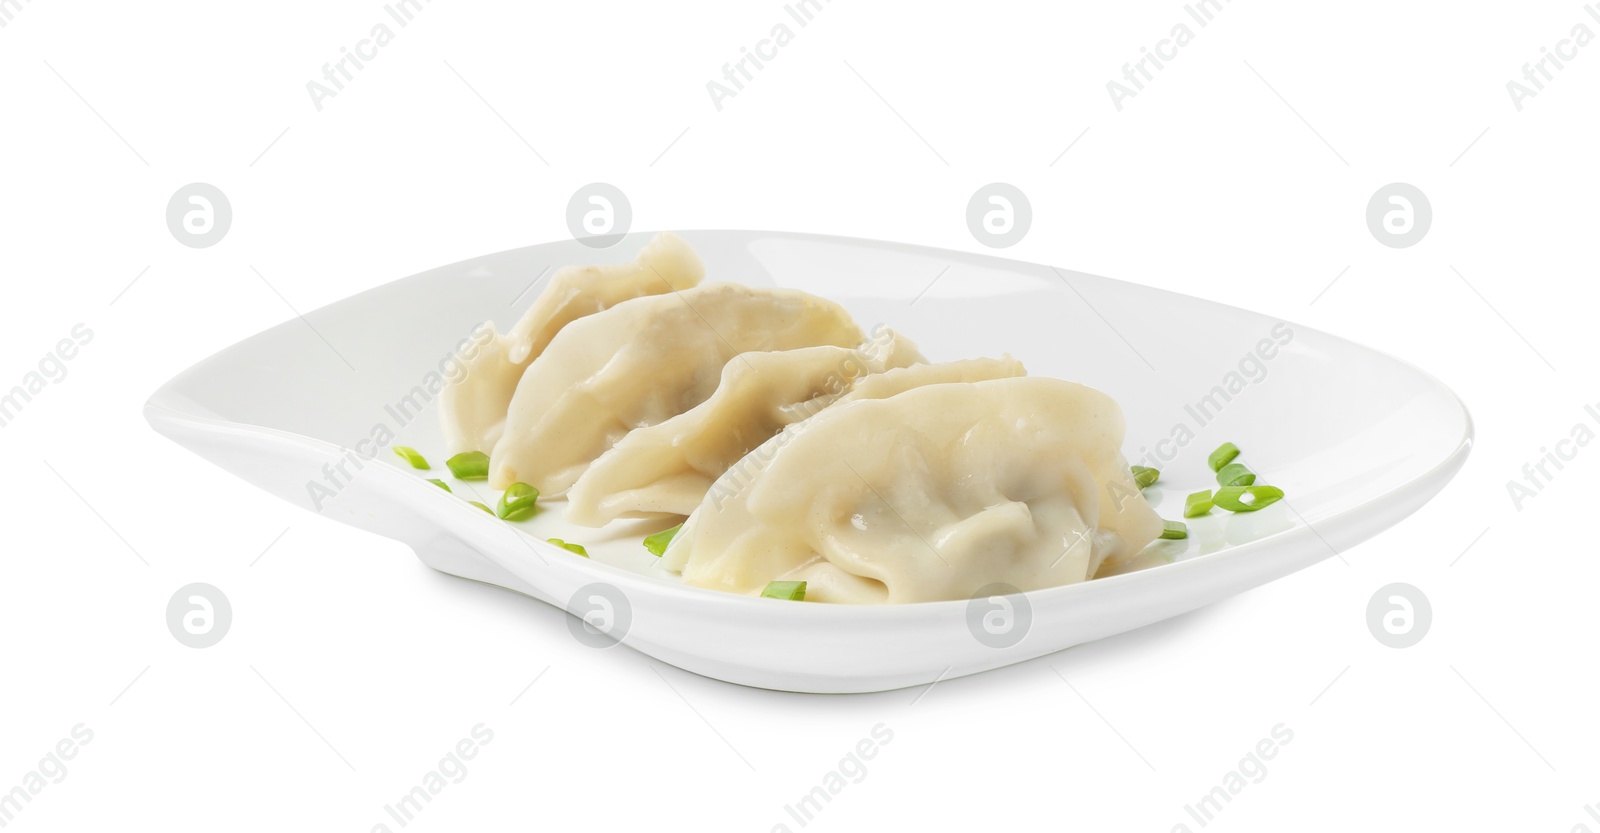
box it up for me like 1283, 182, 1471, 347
488, 284, 864, 492
563, 327, 925, 527
503, 232, 705, 365
690, 355, 1029, 527
438, 332, 526, 456
661, 376, 1162, 604
440, 232, 703, 454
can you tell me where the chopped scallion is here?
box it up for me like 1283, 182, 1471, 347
1208, 442, 1240, 472
1184, 490, 1214, 518
1159, 520, 1188, 540
426, 478, 450, 492
468, 501, 493, 514
1213, 485, 1284, 513
1216, 463, 1256, 488
643, 523, 682, 557
761, 580, 807, 600
497, 482, 539, 521
446, 451, 490, 480
394, 446, 430, 469
548, 538, 588, 557
1131, 465, 1160, 489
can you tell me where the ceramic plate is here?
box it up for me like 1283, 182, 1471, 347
145, 231, 1471, 693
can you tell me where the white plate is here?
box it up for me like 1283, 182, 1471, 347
145, 231, 1471, 693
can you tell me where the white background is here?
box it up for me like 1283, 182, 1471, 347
2, 1, 1597, 830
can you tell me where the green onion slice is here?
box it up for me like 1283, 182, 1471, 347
1131, 465, 1160, 489
761, 580, 807, 601
1159, 520, 1188, 540
1213, 485, 1284, 513
643, 523, 682, 557
1216, 463, 1256, 488
497, 482, 539, 521
394, 446, 430, 469
426, 478, 451, 493
446, 451, 490, 480
548, 538, 588, 557
1208, 442, 1240, 472
1183, 490, 1214, 518
468, 501, 493, 514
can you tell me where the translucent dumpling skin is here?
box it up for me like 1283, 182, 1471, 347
439, 232, 703, 455
834, 355, 1025, 405
488, 284, 864, 493
563, 328, 924, 527
505, 232, 704, 365
661, 377, 1162, 604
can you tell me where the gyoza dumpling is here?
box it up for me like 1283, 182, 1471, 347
694, 355, 1029, 519
440, 232, 703, 455
661, 376, 1162, 604
488, 284, 864, 492
503, 232, 705, 364
563, 327, 925, 527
